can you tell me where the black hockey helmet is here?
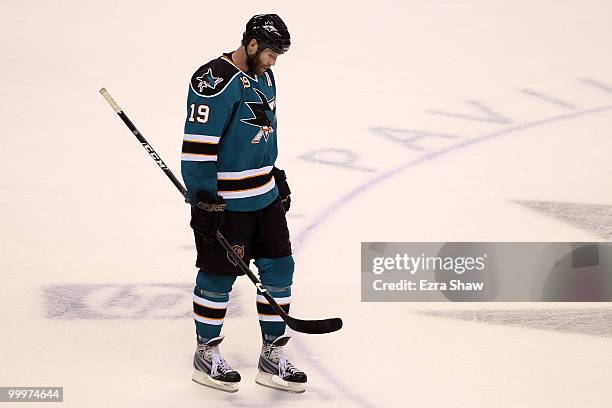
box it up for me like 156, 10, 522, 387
242, 14, 291, 54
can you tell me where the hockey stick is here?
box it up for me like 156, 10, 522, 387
100, 87, 343, 335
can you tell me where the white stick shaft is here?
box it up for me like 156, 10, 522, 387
99, 87, 122, 113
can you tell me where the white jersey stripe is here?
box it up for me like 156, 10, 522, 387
256, 294, 291, 305
184, 134, 220, 144
193, 294, 228, 309
181, 153, 217, 162
194, 314, 224, 325
258, 314, 284, 322
218, 178, 275, 199
217, 165, 273, 180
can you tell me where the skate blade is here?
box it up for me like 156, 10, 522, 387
255, 371, 305, 394
192, 370, 239, 393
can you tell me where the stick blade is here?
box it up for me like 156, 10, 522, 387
286, 316, 343, 334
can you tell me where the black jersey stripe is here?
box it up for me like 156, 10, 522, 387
256, 302, 290, 316
217, 173, 273, 193
182, 141, 219, 156
193, 302, 227, 319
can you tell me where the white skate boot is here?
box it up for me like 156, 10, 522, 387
192, 335, 241, 393
255, 335, 307, 393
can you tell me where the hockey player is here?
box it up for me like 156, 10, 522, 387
181, 14, 307, 393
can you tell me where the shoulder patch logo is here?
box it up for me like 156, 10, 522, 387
196, 68, 223, 92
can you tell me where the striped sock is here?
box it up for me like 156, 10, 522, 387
193, 270, 236, 342
256, 287, 291, 342
193, 288, 229, 342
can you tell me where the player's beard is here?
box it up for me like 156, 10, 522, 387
247, 51, 268, 76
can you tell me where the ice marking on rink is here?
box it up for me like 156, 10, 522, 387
427, 99, 514, 124
420, 308, 612, 338
300, 148, 377, 172
44, 284, 244, 320
515, 200, 612, 239
580, 77, 612, 94
289, 97, 612, 405
373, 128, 462, 151
518, 89, 578, 110
295, 104, 612, 248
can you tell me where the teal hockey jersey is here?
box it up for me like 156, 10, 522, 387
181, 54, 280, 212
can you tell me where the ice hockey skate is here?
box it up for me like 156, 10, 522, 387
255, 335, 307, 393
192, 335, 241, 393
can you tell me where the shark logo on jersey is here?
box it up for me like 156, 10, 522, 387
241, 88, 276, 144
196, 68, 223, 92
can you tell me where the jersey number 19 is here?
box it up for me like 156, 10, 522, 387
188, 103, 210, 124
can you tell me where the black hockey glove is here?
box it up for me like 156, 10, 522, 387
271, 167, 291, 212
190, 191, 226, 244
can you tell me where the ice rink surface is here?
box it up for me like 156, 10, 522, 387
2, 0, 612, 407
